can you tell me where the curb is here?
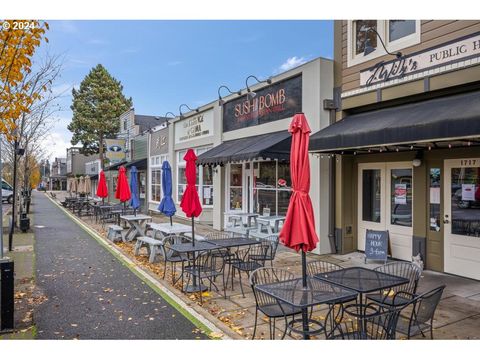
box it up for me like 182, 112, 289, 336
44, 194, 230, 340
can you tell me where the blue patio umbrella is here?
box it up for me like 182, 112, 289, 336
158, 160, 176, 225
129, 166, 140, 215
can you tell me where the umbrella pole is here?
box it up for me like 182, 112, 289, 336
301, 245, 310, 340
170, 216, 173, 226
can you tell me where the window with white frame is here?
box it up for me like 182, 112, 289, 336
176, 147, 213, 206
347, 20, 420, 67
150, 154, 168, 203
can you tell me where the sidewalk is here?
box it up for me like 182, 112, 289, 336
49, 191, 480, 339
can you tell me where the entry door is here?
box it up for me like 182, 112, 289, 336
358, 162, 413, 261
444, 158, 480, 280
358, 164, 386, 252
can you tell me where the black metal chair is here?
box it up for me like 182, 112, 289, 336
231, 244, 269, 297
249, 235, 280, 267
324, 302, 402, 340
366, 261, 422, 307
249, 267, 302, 340
160, 235, 189, 286
394, 285, 446, 339
184, 250, 227, 304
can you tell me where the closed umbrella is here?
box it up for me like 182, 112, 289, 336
129, 166, 140, 216
115, 166, 131, 212
158, 160, 176, 226
67, 177, 73, 195
72, 177, 78, 196
96, 170, 108, 203
84, 175, 92, 199
179, 149, 203, 293
279, 112, 319, 339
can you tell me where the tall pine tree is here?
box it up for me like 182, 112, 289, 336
68, 64, 132, 168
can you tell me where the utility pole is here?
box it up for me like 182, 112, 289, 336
0, 137, 4, 259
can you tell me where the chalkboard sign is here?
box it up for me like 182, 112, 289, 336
364, 229, 389, 264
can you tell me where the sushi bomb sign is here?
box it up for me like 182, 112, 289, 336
174, 110, 214, 144
223, 74, 302, 132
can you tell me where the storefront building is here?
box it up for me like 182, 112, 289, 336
309, 21, 480, 278
197, 58, 334, 254
148, 122, 169, 212
169, 106, 216, 223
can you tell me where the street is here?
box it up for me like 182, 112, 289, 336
32, 191, 208, 339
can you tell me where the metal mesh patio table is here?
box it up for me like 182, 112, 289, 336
255, 276, 358, 338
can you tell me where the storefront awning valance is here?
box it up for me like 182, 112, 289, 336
197, 131, 292, 166
309, 90, 480, 153
105, 158, 148, 171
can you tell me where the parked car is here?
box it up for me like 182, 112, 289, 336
2, 178, 13, 204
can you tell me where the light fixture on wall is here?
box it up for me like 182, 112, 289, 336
412, 150, 423, 167
179, 104, 199, 119
218, 85, 241, 106
360, 26, 403, 59
164, 112, 177, 127
245, 75, 272, 99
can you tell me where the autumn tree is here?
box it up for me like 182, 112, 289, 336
68, 64, 132, 169
0, 20, 49, 139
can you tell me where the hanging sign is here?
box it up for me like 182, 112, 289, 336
394, 183, 407, 205
105, 139, 126, 164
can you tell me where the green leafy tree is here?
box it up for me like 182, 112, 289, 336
68, 64, 132, 168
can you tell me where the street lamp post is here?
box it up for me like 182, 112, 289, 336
8, 138, 24, 251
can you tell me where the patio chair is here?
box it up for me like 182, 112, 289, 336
366, 261, 422, 307
231, 243, 269, 297
249, 267, 302, 340
394, 285, 446, 339
324, 302, 401, 340
184, 250, 226, 304
249, 235, 280, 267
160, 235, 189, 286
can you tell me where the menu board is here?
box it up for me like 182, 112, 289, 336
365, 229, 389, 264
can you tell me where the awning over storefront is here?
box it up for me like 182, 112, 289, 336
197, 131, 292, 166
105, 158, 148, 171
309, 90, 480, 153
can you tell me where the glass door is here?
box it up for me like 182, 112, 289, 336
386, 163, 413, 261
358, 164, 386, 252
444, 158, 480, 280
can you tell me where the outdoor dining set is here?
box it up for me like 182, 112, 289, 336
61, 113, 445, 340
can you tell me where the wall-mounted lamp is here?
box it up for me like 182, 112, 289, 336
164, 112, 177, 127
412, 150, 423, 167
179, 104, 199, 119
245, 75, 272, 99
218, 85, 242, 106
360, 26, 403, 59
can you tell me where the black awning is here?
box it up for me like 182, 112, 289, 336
197, 131, 292, 166
105, 158, 147, 171
309, 90, 480, 152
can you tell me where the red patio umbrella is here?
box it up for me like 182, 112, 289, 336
179, 149, 203, 293
96, 170, 108, 203
279, 112, 319, 339
180, 149, 203, 243
115, 166, 131, 211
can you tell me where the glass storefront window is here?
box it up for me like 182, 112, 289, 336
390, 169, 412, 227
451, 167, 480, 237
256, 189, 276, 216
355, 20, 377, 55
151, 169, 161, 202
277, 162, 291, 190
429, 168, 441, 232
229, 164, 242, 210
255, 161, 276, 188
362, 169, 381, 223
278, 190, 292, 216
202, 166, 213, 206
389, 20, 416, 42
